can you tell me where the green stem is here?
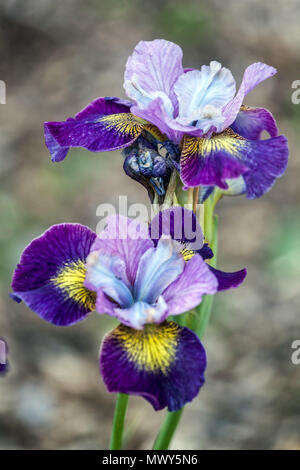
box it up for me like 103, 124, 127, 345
152, 409, 184, 450
109, 393, 129, 450
152, 201, 219, 450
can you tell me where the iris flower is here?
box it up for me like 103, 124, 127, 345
44, 39, 288, 200
11, 209, 246, 411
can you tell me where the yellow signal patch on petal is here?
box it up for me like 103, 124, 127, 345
180, 248, 195, 262
51, 259, 96, 311
99, 112, 167, 142
181, 128, 245, 162
99, 113, 146, 138
111, 322, 180, 374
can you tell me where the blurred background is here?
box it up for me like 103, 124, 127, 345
0, 0, 299, 450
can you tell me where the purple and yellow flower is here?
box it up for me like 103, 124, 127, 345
11, 223, 97, 325
85, 214, 217, 410
11, 210, 246, 411
44, 39, 288, 200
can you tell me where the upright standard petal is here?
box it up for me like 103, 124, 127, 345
100, 321, 206, 411
11, 224, 96, 325
231, 105, 278, 140
149, 206, 204, 251
92, 215, 153, 285
133, 236, 184, 304
222, 62, 277, 130
174, 62, 235, 133
85, 252, 134, 308
162, 254, 218, 316
124, 39, 184, 114
180, 131, 248, 189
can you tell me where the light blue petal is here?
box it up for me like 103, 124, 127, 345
174, 61, 236, 127
134, 236, 184, 304
224, 175, 247, 196
85, 253, 134, 308
114, 296, 168, 330
125, 75, 174, 117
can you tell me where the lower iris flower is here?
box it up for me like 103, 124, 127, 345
11, 215, 217, 411
10, 210, 247, 411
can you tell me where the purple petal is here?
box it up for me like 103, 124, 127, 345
222, 62, 277, 130
44, 97, 137, 162
100, 321, 206, 411
209, 266, 247, 291
242, 135, 289, 199
11, 224, 96, 326
231, 106, 278, 140
124, 39, 183, 114
45, 113, 145, 154
75, 96, 132, 121
149, 206, 204, 251
44, 123, 70, 162
130, 99, 181, 143
198, 243, 214, 260
180, 134, 248, 189
91, 215, 153, 285
162, 254, 218, 316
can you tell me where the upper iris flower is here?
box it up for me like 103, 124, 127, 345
44, 39, 288, 200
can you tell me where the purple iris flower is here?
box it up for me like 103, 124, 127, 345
10, 216, 216, 411
10, 210, 246, 411
44, 39, 288, 200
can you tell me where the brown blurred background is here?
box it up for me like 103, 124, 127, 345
0, 0, 299, 449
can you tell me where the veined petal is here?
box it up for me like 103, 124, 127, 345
180, 130, 249, 189
75, 96, 132, 121
134, 236, 184, 304
209, 266, 247, 291
44, 123, 69, 162
242, 135, 288, 199
124, 39, 184, 114
100, 321, 206, 411
85, 252, 133, 308
45, 113, 147, 155
44, 96, 133, 162
92, 215, 153, 285
11, 224, 96, 325
130, 99, 181, 143
163, 254, 218, 316
149, 206, 204, 251
222, 62, 277, 130
174, 62, 235, 121
231, 105, 278, 140
114, 296, 168, 330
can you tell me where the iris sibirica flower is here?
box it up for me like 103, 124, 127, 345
11, 209, 246, 411
44, 39, 288, 200
11, 37, 289, 450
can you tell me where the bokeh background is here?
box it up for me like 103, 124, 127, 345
0, 0, 299, 450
